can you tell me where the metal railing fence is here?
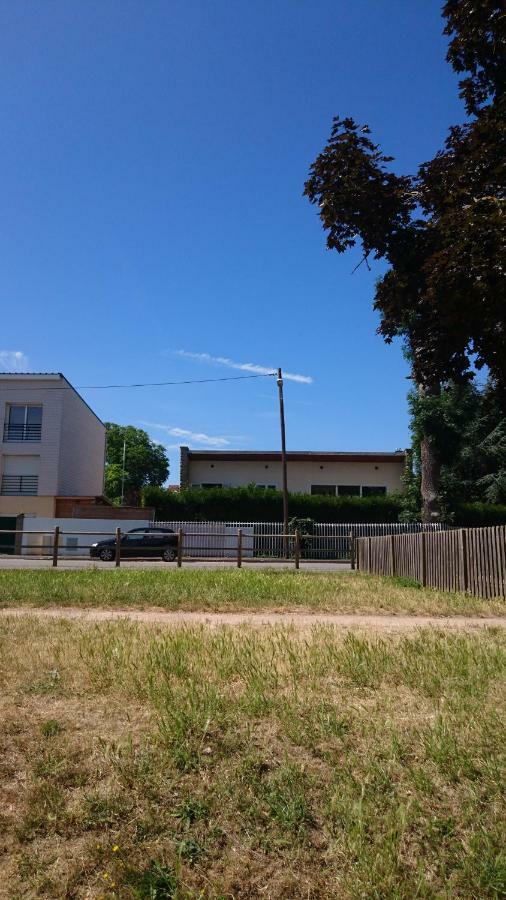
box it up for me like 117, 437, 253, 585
0, 521, 448, 568
153, 520, 447, 560
1, 475, 39, 496
3, 423, 42, 442
0, 527, 350, 569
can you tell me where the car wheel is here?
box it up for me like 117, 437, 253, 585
162, 546, 176, 562
99, 548, 115, 562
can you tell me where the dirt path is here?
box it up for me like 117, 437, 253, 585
1, 607, 505, 631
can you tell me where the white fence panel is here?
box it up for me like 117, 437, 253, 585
153, 520, 447, 560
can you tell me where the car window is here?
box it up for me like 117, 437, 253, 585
123, 533, 144, 542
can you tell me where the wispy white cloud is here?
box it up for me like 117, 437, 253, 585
0, 350, 29, 372
175, 350, 313, 384
141, 421, 232, 448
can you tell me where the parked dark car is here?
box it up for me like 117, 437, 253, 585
90, 527, 178, 562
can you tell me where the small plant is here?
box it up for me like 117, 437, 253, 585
25, 669, 61, 695
82, 793, 129, 828
263, 764, 312, 835
177, 836, 204, 865
391, 575, 422, 589
176, 796, 210, 826
126, 860, 178, 899
40, 719, 63, 738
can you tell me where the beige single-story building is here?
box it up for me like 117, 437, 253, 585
180, 447, 407, 496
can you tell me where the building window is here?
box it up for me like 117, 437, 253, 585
4, 405, 42, 442
311, 485, 336, 496
256, 484, 277, 490
337, 485, 361, 497
362, 486, 387, 497
200, 483, 223, 489
1, 474, 39, 495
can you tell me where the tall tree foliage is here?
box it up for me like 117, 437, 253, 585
401, 380, 506, 521
105, 423, 169, 505
304, 0, 505, 521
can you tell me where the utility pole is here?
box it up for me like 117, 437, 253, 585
277, 368, 289, 556
120, 439, 126, 506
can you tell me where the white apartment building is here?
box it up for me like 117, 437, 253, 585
180, 448, 407, 496
0, 373, 106, 517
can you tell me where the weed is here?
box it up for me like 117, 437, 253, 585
176, 797, 210, 826
40, 719, 63, 738
177, 837, 204, 865
125, 860, 178, 898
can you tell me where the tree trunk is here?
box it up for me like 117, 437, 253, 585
419, 382, 441, 523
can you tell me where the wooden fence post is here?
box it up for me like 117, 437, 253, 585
52, 526, 60, 568
356, 538, 360, 571
420, 530, 427, 586
294, 530, 301, 570
368, 536, 372, 573
458, 528, 468, 593
177, 528, 183, 568
115, 528, 121, 567
390, 533, 396, 577
350, 531, 355, 570
237, 529, 243, 568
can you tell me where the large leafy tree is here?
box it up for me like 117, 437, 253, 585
401, 380, 506, 521
304, 0, 505, 521
105, 423, 169, 505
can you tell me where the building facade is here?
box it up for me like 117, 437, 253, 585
0, 373, 106, 517
180, 448, 407, 496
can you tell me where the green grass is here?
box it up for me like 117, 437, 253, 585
0, 568, 504, 615
0, 615, 505, 897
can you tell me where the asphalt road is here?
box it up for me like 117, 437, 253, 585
0, 556, 351, 572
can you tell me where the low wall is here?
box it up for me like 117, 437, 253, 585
20, 517, 151, 557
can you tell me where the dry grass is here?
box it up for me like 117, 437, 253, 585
0, 615, 505, 898
0, 568, 505, 616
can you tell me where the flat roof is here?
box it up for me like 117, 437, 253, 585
0, 372, 105, 427
0, 372, 62, 379
184, 449, 407, 463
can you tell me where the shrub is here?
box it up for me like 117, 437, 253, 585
453, 502, 506, 527
142, 485, 404, 523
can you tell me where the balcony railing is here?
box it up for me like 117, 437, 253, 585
1, 475, 39, 496
3, 423, 42, 442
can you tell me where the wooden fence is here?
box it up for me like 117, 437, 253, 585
357, 526, 506, 599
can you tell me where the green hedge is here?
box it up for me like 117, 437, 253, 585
453, 502, 506, 527
142, 485, 404, 523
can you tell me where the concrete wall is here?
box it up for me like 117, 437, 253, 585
58, 386, 106, 496
0, 496, 55, 517
21, 517, 151, 556
187, 458, 405, 494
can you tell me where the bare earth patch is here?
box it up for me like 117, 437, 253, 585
1, 605, 506, 631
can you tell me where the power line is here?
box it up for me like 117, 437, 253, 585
0, 373, 277, 391
78, 373, 277, 389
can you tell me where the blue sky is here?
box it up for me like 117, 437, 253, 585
1, 0, 463, 481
